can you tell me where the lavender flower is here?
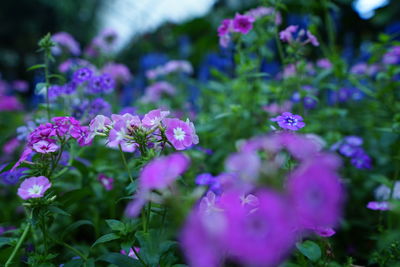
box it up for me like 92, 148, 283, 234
17, 176, 52, 200
73, 67, 93, 84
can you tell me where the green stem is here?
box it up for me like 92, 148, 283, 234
118, 144, 134, 183
44, 53, 51, 121
5, 223, 31, 267
323, 0, 335, 53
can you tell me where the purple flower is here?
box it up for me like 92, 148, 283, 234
351, 150, 372, 169
219, 34, 231, 48
219, 190, 296, 266
51, 32, 80, 56
232, 13, 255, 35
70, 126, 91, 146
73, 67, 93, 84
48, 85, 63, 101
87, 76, 104, 94
287, 159, 344, 229
164, 118, 197, 150
88, 98, 111, 117
12, 80, 29, 92
142, 82, 176, 103
107, 120, 137, 153
120, 247, 140, 259
17, 176, 51, 200
1, 168, 27, 185
195, 173, 214, 186
367, 201, 391, 211
102, 63, 132, 83
271, 112, 305, 131
316, 58, 332, 69
98, 173, 114, 191
100, 73, 115, 93
225, 151, 261, 182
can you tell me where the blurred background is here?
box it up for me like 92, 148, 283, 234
0, 0, 399, 86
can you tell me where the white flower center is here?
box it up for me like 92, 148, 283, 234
28, 184, 43, 195
173, 127, 185, 141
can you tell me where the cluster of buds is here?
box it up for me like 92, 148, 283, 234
88, 109, 199, 154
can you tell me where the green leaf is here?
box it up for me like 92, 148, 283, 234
296, 240, 322, 262
63, 258, 84, 267
62, 220, 94, 239
106, 219, 125, 232
48, 74, 66, 83
97, 253, 142, 267
27, 64, 46, 72
48, 206, 71, 217
91, 233, 120, 248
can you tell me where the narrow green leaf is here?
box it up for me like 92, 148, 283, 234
91, 233, 120, 248
27, 64, 46, 72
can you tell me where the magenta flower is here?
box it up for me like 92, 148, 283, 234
32, 140, 59, 153
70, 126, 91, 146
164, 118, 197, 150
232, 13, 255, 35
219, 190, 295, 266
142, 109, 170, 129
98, 173, 114, 191
17, 176, 52, 200
287, 160, 344, 229
271, 112, 305, 131
217, 19, 233, 36
313, 227, 336, 237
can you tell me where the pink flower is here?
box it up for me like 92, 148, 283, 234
32, 140, 59, 153
279, 25, 298, 42
217, 19, 233, 36
120, 247, 140, 259
306, 31, 319, 46
107, 120, 137, 152
142, 109, 170, 129
232, 13, 255, 35
17, 176, 52, 200
98, 173, 114, 191
140, 153, 190, 191
125, 153, 190, 217
164, 118, 198, 150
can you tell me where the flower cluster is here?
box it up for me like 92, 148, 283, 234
217, 13, 255, 47
11, 116, 91, 171
146, 60, 193, 80
88, 109, 198, 153
181, 132, 344, 267
331, 136, 372, 169
280, 25, 319, 47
